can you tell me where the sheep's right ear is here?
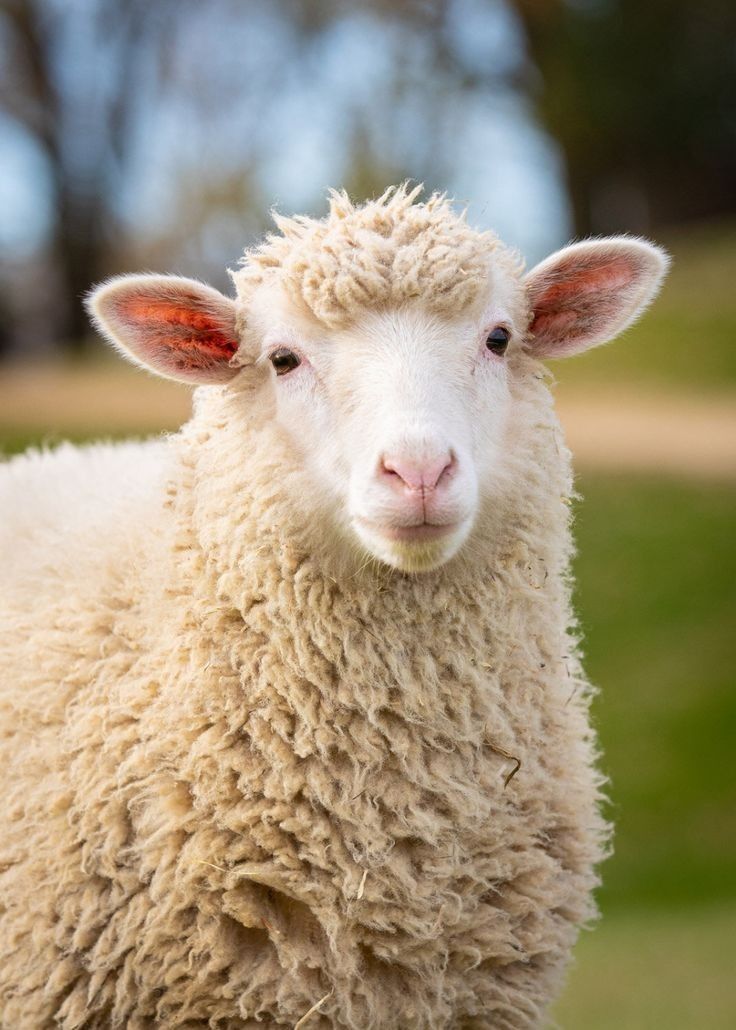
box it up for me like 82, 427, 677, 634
86, 274, 242, 385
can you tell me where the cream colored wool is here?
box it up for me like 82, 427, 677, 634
232, 185, 520, 328
0, 189, 610, 1029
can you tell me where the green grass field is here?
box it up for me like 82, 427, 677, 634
574, 475, 736, 915
555, 473, 736, 1027
555, 903, 736, 1029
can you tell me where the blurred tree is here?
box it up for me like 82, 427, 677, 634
2, 0, 735, 355
0, 0, 188, 351
0, 0, 529, 355
515, 0, 736, 235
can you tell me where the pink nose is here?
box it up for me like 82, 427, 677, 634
381, 451, 455, 492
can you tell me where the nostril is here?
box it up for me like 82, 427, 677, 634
435, 451, 456, 489
380, 456, 415, 490
380, 452, 455, 492
381, 456, 400, 477
421, 453, 454, 491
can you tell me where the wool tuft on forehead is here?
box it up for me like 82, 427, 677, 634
231, 183, 517, 327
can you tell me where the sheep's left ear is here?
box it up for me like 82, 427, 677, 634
86, 274, 242, 384
523, 238, 669, 359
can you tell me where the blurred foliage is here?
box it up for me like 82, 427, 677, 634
0, 0, 191, 348
4, 0, 734, 358
0, 0, 524, 353
516, 0, 736, 235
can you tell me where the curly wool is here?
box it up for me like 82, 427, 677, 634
232, 184, 521, 328
0, 364, 607, 1029
0, 188, 610, 1028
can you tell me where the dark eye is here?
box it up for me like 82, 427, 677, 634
269, 348, 301, 376
486, 327, 510, 355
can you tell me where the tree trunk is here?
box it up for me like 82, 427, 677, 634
52, 190, 111, 354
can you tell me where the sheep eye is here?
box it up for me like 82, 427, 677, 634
486, 327, 510, 355
269, 348, 301, 375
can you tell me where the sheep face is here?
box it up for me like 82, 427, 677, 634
87, 189, 668, 574
243, 280, 522, 573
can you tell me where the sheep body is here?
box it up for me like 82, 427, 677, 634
0, 440, 170, 604
0, 384, 604, 1029
0, 187, 643, 1028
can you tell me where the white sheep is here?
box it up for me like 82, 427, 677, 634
0, 186, 667, 1029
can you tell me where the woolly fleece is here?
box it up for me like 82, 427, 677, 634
232, 185, 520, 330
0, 189, 608, 1029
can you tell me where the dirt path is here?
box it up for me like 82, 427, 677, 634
556, 387, 736, 481
1, 364, 735, 480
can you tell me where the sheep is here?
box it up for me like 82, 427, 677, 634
0, 185, 668, 1029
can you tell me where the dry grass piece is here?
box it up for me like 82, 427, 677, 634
356, 869, 368, 900
193, 859, 228, 874
487, 742, 522, 788
293, 990, 333, 1029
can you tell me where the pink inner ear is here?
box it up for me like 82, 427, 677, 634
535, 258, 633, 306
106, 290, 240, 383
122, 297, 238, 360
529, 256, 638, 349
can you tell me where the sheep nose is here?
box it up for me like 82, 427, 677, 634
380, 451, 455, 492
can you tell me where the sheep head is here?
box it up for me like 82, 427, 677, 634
87, 185, 668, 574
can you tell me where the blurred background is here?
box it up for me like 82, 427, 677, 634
1, 1, 734, 1025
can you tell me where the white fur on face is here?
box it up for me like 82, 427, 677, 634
246, 284, 518, 573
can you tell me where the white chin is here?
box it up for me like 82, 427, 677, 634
353, 521, 469, 573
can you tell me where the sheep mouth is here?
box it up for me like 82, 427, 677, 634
351, 515, 472, 572
363, 520, 460, 543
